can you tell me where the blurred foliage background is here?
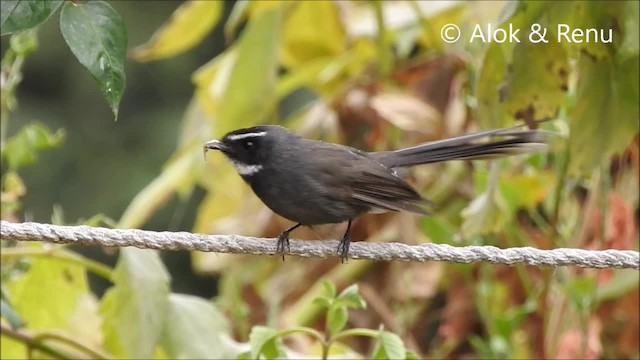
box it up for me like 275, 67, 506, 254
1, 1, 639, 359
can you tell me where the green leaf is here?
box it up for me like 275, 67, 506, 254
249, 326, 285, 360
620, 1, 639, 58
100, 248, 170, 358
461, 166, 510, 238
236, 351, 251, 360
504, 40, 568, 123
372, 331, 406, 360
473, 171, 556, 213
312, 296, 331, 309
564, 275, 596, 311
130, 1, 223, 62
322, 280, 337, 299
476, 42, 508, 128
59, 1, 126, 119
420, 216, 456, 245
7, 253, 88, 329
161, 294, 239, 359
552, 2, 617, 61
568, 55, 640, 174
3, 248, 89, 359
1, 0, 63, 35
335, 284, 366, 310
0, 1, 17, 29
327, 306, 348, 338
1, 122, 65, 170
596, 269, 640, 303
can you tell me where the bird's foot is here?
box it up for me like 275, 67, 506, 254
337, 237, 350, 264
276, 231, 291, 261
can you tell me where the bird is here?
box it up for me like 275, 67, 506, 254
203, 123, 551, 262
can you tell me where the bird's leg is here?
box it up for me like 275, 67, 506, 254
276, 223, 302, 261
337, 220, 353, 263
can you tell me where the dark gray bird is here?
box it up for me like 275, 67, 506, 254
204, 124, 551, 262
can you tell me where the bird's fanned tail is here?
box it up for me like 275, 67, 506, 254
372, 127, 553, 169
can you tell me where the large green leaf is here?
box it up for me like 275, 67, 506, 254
371, 330, 406, 360
0, 0, 63, 35
99, 248, 170, 358
475, 1, 560, 127
475, 43, 508, 128
249, 326, 285, 360
568, 55, 640, 173
59, 1, 126, 119
3, 248, 89, 359
7, 250, 88, 329
504, 40, 568, 123
565, 2, 638, 174
160, 294, 239, 359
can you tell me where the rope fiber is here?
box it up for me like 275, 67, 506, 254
1, 221, 638, 269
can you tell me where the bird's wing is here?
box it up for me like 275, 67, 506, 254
304, 141, 431, 215
348, 170, 431, 215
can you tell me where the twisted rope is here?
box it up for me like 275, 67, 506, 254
1, 221, 638, 269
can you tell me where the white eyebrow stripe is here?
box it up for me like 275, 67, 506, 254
227, 131, 267, 141
231, 161, 263, 176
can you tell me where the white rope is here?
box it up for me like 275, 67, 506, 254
1, 221, 638, 269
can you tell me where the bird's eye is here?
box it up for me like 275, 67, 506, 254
244, 140, 254, 149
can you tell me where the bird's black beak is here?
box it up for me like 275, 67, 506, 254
204, 139, 227, 152
203, 140, 228, 160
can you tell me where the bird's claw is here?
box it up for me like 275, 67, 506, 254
276, 232, 290, 261
337, 237, 350, 264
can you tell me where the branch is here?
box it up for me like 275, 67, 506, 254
1, 221, 638, 269
0, 324, 71, 360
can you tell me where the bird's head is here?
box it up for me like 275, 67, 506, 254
204, 125, 293, 176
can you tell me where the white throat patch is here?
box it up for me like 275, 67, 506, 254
227, 131, 267, 141
231, 161, 262, 176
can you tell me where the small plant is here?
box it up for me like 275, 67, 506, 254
242, 281, 419, 360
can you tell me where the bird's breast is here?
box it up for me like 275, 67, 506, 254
246, 167, 368, 225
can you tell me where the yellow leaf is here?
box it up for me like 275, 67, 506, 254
498, 172, 555, 211
8, 252, 89, 330
192, 50, 238, 131
280, 1, 346, 68
130, 1, 223, 62
248, 0, 285, 17
119, 149, 202, 228
119, 97, 212, 228
192, 5, 283, 135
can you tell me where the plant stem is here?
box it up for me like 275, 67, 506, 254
0, 324, 71, 360
372, 0, 392, 76
1, 247, 114, 281
33, 331, 113, 360
550, 144, 570, 241
331, 328, 380, 343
